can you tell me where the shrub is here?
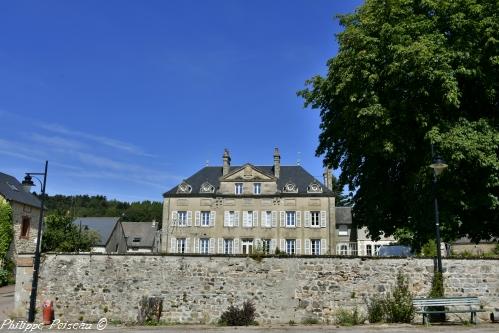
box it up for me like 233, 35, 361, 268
383, 271, 414, 323
137, 296, 163, 325
219, 300, 256, 326
429, 271, 444, 298
301, 317, 319, 325
365, 296, 384, 323
335, 307, 363, 326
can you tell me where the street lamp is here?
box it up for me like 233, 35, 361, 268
22, 161, 48, 323
429, 154, 447, 273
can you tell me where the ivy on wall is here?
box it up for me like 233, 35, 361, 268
0, 196, 13, 262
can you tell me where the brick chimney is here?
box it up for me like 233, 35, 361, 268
222, 149, 231, 176
273, 148, 280, 178
323, 167, 333, 190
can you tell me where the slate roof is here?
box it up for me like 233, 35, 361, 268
335, 207, 352, 225
0, 172, 41, 207
72, 217, 120, 246
122, 222, 158, 248
452, 236, 498, 245
164, 165, 333, 197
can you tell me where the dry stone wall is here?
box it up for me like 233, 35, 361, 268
36, 255, 499, 324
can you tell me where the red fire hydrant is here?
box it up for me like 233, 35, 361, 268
42, 300, 54, 325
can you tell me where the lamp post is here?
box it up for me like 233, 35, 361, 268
429, 154, 447, 273
22, 161, 48, 323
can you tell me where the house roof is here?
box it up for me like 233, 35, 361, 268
122, 222, 158, 248
336, 207, 352, 225
72, 217, 120, 246
452, 236, 498, 245
164, 165, 333, 197
0, 172, 41, 207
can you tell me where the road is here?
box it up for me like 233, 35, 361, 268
0, 285, 14, 322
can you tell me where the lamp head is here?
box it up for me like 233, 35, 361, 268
430, 156, 448, 176
21, 174, 35, 192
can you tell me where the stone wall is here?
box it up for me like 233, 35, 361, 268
34, 255, 499, 324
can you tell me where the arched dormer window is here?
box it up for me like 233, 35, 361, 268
200, 181, 215, 193
307, 181, 323, 193
176, 181, 192, 194
283, 182, 298, 193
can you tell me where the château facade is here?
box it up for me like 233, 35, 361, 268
161, 149, 340, 255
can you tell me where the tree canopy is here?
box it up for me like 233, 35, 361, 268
42, 214, 100, 252
0, 197, 13, 262
299, 0, 498, 247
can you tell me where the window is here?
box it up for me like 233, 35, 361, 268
243, 211, 253, 227
253, 183, 261, 194
200, 238, 209, 254
366, 244, 372, 256
201, 211, 210, 226
311, 211, 320, 227
226, 211, 236, 227
20, 217, 30, 238
224, 239, 234, 254
235, 183, 243, 195
285, 239, 296, 255
374, 244, 381, 256
132, 237, 141, 243
286, 211, 296, 227
261, 239, 271, 254
311, 239, 321, 255
338, 225, 348, 236
177, 238, 186, 253
241, 239, 253, 254
340, 244, 348, 255
264, 211, 272, 228
178, 211, 187, 226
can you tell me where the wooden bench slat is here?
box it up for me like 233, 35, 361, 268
412, 297, 483, 325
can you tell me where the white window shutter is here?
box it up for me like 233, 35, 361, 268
261, 212, 266, 228
296, 211, 301, 228
186, 238, 190, 253
210, 211, 216, 227
234, 211, 240, 227
280, 239, 285, 252
320, 211, 327, 228
305, 239, 311, 255
218, 238, 223, 254
272, 211, 277, 228
321, 239, 327, 255
280, 211, 285, 227
209, 238, 215, 254
296, 239, 301, 255
254, 238, 260, 251
171, 211, 178, 226
194, 238, 199, 253
253, 211, 258, 227
187, 211, 193, 226
195, 211, 201, 226
224, 211, 229, 227
270, 239, 276, 253
170, 237, 176, 253
304, 211, 311, 228
234, 238, 240, 254
243, 211, 248, 227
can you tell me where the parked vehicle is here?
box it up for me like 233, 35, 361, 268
377, 245, 413, 257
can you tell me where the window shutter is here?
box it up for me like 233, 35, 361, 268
210, 211, 216, 227
195, 211, 201, 226
218, 238, 223, 254
234, 211, 240, 227
271, 211, 277, 228
321, 239, 327, 255
270, 239, 276, 253
194, 238, 199, 253
261, 212, 266, 228
280, 239, 285, 252
243, 211, 248, 227
187, 211, 193, 226
170, 237, 176, 253
254, 238, 260, 251
296, 211, 301, 228
224, 211, 229, 227
280, 211, 285, 227
209, 238, 215, 254
171, 211, 178, 226
253, 211, 258, 227
186, 238, 190, 253
320, 211, 327, 228
305, 239, 311, 255
234, 238, 240, 254
296, 239, 301, 255
304, 211, 311, 228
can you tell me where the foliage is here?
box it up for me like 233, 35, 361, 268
0, 198, 13, 261
249, 245, 265, 262
137, 296, 163, 325
37, 194, 162, 225
301, 317, 320, 325
420, 240, 437, 257
429, 272, 444, 298
299, 0, 499, 249
335, 307, 363, 326
494, 243, 499, 255
219, 300, 257, 326
383, 271, 414, 323
42, 214, 100, 252
365, 296, 384, 323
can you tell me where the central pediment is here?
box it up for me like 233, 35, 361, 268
221, 164, 275, 181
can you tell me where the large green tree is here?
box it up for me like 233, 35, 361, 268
42, 214, 99, 252
299, 0, 498, 247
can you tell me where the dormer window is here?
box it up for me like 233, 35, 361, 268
307, 181, 323, 193
235, 183, 243, 195
200, 182, 215, 193
283, 182, 298, 193
177, 182, 192, 194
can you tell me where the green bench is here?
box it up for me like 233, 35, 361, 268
412, 297, 484, 324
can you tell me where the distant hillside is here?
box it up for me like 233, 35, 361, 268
36, 194, 162, 224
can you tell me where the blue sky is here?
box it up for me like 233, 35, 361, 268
0, 0, 362, 202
